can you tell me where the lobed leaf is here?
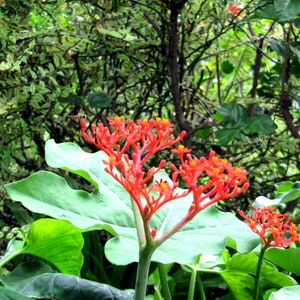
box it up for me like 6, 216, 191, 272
5, 140, 260, 266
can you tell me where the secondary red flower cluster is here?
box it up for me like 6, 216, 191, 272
238, 206, 300, 248
171, 146, 249, 215
229, 4, 242, 17
81, 117, 249, 220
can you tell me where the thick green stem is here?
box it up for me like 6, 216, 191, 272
253, 246, 267, 300
131, 198, 157, 299
135, 244, 156, 300
158, 263, 172, 300
188, 267, 197, 300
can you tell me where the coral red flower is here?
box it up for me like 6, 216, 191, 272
229, 4, 242, 17
81, 117, 249, 228
238, 206, 300, 248
171, 150, 249, 216
81, 117, 187, 218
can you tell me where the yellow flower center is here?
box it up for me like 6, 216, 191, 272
235, 167, 242, 174
108, 156, 115, 163
221, 159, 228, 164
213, 167, 221, 174
160, 182, 168, 189
189, 159, 197, 167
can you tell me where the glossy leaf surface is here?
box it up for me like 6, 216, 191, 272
0, 219, 84, 276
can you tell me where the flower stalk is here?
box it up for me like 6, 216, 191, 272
253, 246, 266, 300
135, 243, 156, 300
187, 267, 197, 300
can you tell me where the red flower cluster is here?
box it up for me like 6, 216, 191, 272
81, 117, 249, 222
229, 4, 242, 17
238, 206, 300, 248
171, 146, 249, 216
81, 117, 186, 219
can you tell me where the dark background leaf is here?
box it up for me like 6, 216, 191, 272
1, 261, 134, 300
88, 92, 112, 108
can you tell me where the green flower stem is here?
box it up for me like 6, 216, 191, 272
253, 246, 267, 300
131, 198, 146, 245
131, 197, 157, 299
197, 272, 206, 300
135, 243, 156, 300
188, 267, 197, 300
158, 263, 172, 300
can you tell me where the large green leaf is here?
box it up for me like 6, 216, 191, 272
5, 171, 259, 265
253, 181, 300, 207
274, 181, 300, 203
1, 261, 133, 300
5, 171, 135, 235
0, 219, 84, 276
269, 286, 300, 300
265, 248, 300, 276
45, 139, 129, 198
243, 114, 277, 135
217, 103, 248, 127
220, 252, 297, 299
0, 287, 32, 300
216, 128, 246, 145
274, 0, 300, 22
221, 271, 254, 300
228, 253, 296, 286
106, 202, 260, 265
88, 91, 112, 108
5, 140, 260, 266
254, 0, 300, 22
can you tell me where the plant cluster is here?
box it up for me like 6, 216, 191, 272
1, 117, 300, 299
1, 0, 300, 299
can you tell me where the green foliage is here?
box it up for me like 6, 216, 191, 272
4, 140, 260, 266
215, 103, 277, 145
0, 261, 133, 300
0, 287, 32, 300
1, 0, 300, 298
253, 181, 300, 207
222, 252, 297, 292
1, 0, 300, 205
269, 286, 300, 299
88, 92, 112, 109
265, 248, 300, 275
0, 218, 84, 276
3, 139, 299, 299
255, 0, 300, 22
275, 181, 300, 203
